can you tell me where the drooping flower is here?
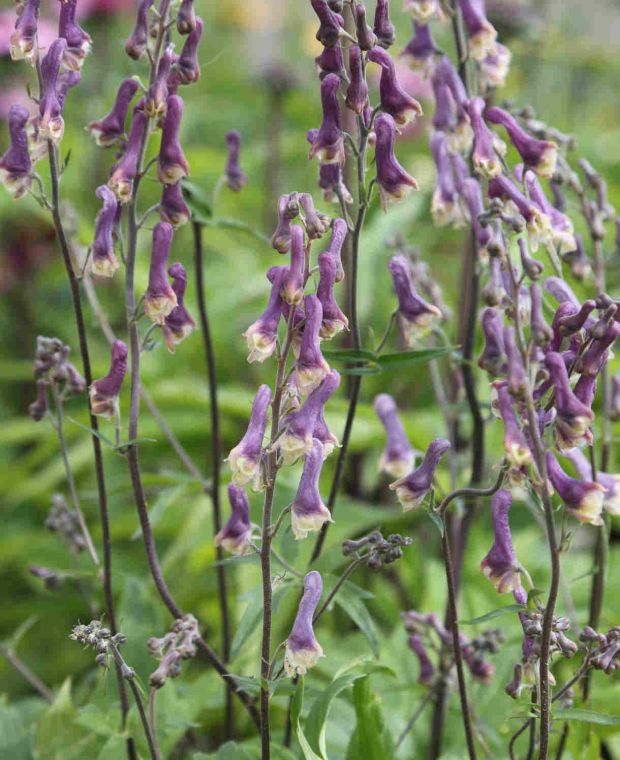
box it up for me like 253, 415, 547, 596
158, 95, 190, 184
375, 113, 419, 209
108, 105, 147, 203
521, 170, 576, 254
125, 0, 150, 59
91, 185, 120, 278
291, 440, 333, 539
58, 0, 92, 71
374, 393, 415, 478
459, 0, 497, 61
177, 0, 197, 34
243, 268, 286, 363
486, 106, 558, 178
38, 38, 67, 143
0, 104, 32, 198
466, 96, 504, 178
575, 322, 620, 378
308, 74, 344, 166
310, 0, 343, 48
160, 182, 191, 227
270, 194, 293, 253
227, 384, 271, 490
388, 255, 440, 343
280, 224, 305, 306
545, 351, 593, 450
89, 340, 127, 418
488, 175, 550, 251
215, 485, 252, 555
564, 447, 620, 517
478, 307, 505, 376
389, 438, 451, 511
503, 325, 528, 398
479, 43, 511, 91
223, 130, 247, 192
373, 0, 396, 48
175, 17, 203, 85
323, 218, 347, 282
146, 44, 176, 118
145, 222, 177, 324
432, 56, 472, 152
408, 635, 435, 685
429, 131, 462, 227
299, 193, 330, 239
496, 383, 532, 468
400, 20, 436, 75
284, 571, 324, 675
315, 45, 347, 80
9, 0, 39, 64
316, 251, 348, 339
480, 490, 523, 594
545, 451, 604, 526
529, 283, 553, 347
162, 263, 195, 352
345, 45, 368, 115
87, 79, 139, 148
368, 47, 423, 127
354, 2, 377, 50
295, 295, 331, 395
481, 254, 504, 306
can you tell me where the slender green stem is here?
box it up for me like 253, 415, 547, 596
313, 557, 364, 623
396, 689, 435, 751
0, 645, 54, 703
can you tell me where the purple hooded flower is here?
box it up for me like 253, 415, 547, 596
374, 0, 396, 48
374, 393, 415, 478
300, 193, 330, 239
459, 178, 494, 258
544, 276, 581, 310
486, 106, 557, 178
481, 255, 504, 306
429, 131, 462, 227
466, 96, 504, 178
87, 79, 139, 148
479, 43, 511, 91
503, 325, 528, 398
545, 351, 593, 450
565, 447, 620, 517
227, 384, 271, 490
291, 440, 333, 539
295, 295, 331, 395
280, 224, 305, 306
215, 485, 252, 555
125, 0, 150, 59
313, 408, 339, 458
459, 0, 497, 61
277, 370, 340, 465
223, 130, 247, 192
488, 175, 550, 251
270, 194, 293, 253
432, 57, 472, 152
58, 0, 92, 71
29, 380, 48, 422
368, 47, 423, 127
310, 0, 343, 48
243, 268, 286, 363
375, 113, 419, 209
317, 251, 348, 339
546, 451, 604, 526
315, 45, 347, 81
354, 2, 377, 50
521, 170, 576, 253
108, 105, 147, 203
573, 375, 597, 409
163, 263, 195, 352
146, 44, 176, 118
10, 0, 39, 64
575, 322, 620, 378
345, 46, 368, 115
403, 0, 443, 22
400, 20, 436, 75
89, 340, 128, 418
564, 234, 591, 281
145, 222, 177, 324
323, 218, 346, 282
37, 38, 67, 143
554, 300, 596, 342
158, 95, 190, 185
175, 17, 203, 85
389, 438, 451, 511
388, 255, 440, 343
284, 571, 324, 675
480, 490, 523, 594
308, 74, 344, 166
408, 634, 435, 686
478, 307, 505, 376
177, 0, 196, 34
91, 185, 120, 278
0, 104, 32, 199
495, 382, 531, 468
529, 283, 553, 347
160, 182, 191, 228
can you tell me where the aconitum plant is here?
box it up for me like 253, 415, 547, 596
2, 1, 620, 759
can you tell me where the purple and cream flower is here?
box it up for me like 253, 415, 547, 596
146, 44, 176, 118
545, 351, 593, 450
316, 251, 348, 339
375, 113, 419, 209
486, 106, 558, 178
521, 170, 576, 253
496, 383, 532, 468
145, 222, 177, 324
299, 193, 329, 239
160, 182, 191, 227
459, 0, 497, 61
530, 283, 553, 347
9, 0, 39, 64
91, 185, 120, 278
28, 380, 48, 422
400, 21, 436, 76
459, 177, 494, 259
0, 104, 32, 198
488, 175, 551, 251
227, 384, 271, 491
125, 0, 150, 60
374, 0, 396, 49
309, 74, 344, 166
89, 340, 127, 418
478, 307, 505, 376
408, 634, 435, 686
177, 0, 197, 34
564, 447, 620, 517
37, 38, 67, 143
163, 263, 195, 352
158, 95, 190, 185
295, 295, 331, 395
466, 96, 504, 178
284, 571, 324, 675
316, 45, 347, 81
323, 218, 347, 282
429, 131, 463, 227
313, 408, 339, 458
389, 438, 451, 511
87, 79, 139, 148
280, 224, 305, 306
345, 45, 368, 115
223, 130, 247, 192
374, 393, 415, 478
545, 451, 604, 526
310, 0, 343, 48
432, 56, 472, 152
108, 105, 147, 203
368, 47, 423, 127
388, 255, 440, 343
270, 194, 293, 253
504, 325, 528, 398
214, 485, 252, 555
58, 0, 92, 71
479, 43, 511, 91
243, 268, 286, 363
175, 17, 203, 85
291, 439, 333, 539
480, 490, 523, 594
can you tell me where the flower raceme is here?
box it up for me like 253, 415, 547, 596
89, 340, 128, 418
374, 393, 415, 478
214, 485, 252, 555
480, 490, 523, 595
291, 439, 333, 539
284, 571, 324, 676
389, 438, 451, 511
226, 384, 272, 491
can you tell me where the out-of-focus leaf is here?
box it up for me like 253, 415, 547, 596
554, 709, 620, 726
181, 179, 213, 218
340, 364, 382, 376
321, 348, 378, 362
231, 579, 295, 661
335, 585, 379, 657
460, 604, 524, 626
0, 696, 45, 760
33, 679, 98, 760
291, 677, 322, 760
345, 675, 395, 760
376, 347, 457, 369
203, 217, 270, 245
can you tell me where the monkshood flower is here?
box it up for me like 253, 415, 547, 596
554, 300, 596, 340
277, 370, 340, 465
313, 408, 339, 458
521, 170, 576, 253
9, 0, 39, 64
564, 234, 591, 281
284, 571, 324, 675
223, 130, 247, 192
504, 325, 528, 398
496, 383, 532, 468
308, 74, 344, 166
404, 0, 442, 22
345, 46, 368, 115
545, 351, 593, 450
466, 96, 504, 178
459, 0, 497, 61
145, 222, 177, 324
316, 45, 347, 81
374, 0, 396, 48
433, 57, 472, 151
158, 95, 190, 184
400, 21, 436, 75
481, 255, 504, 307
324, 217, 347, 282
28, 380, 48, 422
227, 384, 271, 490
125, 0, 150, 60
243, 268, 286, 363
108, 105, 147, 203
545, 451, 604, 526
543, 276, 581, 310
91, 185, 120, 278
281, 224, 305, 306
310, 0, 343, 48
408, 634, 435, 686
488, 175, 550, 251
459, 178, 494, 258
575, 322, 620, 378
388, 254, 440, 343
160, 182, 191, 227
87, 79, 139, 147
368, 47, 422, 127
58, 0, 92, 71
530, 283, 553, 347
38, 38, 67, 143
478, 307, 505, 376
573, 375, 597, 409
429, 131, 461, 227
89, 340, 127, 418
177, 0, 197, 34
375, 113, 419, 210
479, 43, 511, 91
270, 194, 293, 253
389, 438, 451, 511
354, 2, 377, 50
214, 485, 252, 555
175, 17, 203, 85
0, 104, 32, 198
480, 490, 523, 594
518, 238, 543, 281
146, 44, 176, 118
486, 106, 558, 177
299, 193, 330, 239
317, 251, 348, 338
291, 439, 333, 539
163, 263, 195, 352
374, 393, 415, 478
431, 81, 455, 135
295, 295, 331, 395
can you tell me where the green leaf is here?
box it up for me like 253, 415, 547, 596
230, 580, 294, 661
345, 675, 395, 760
181, 179, 213, 219
203, 217, 270, 245
65, 417, 115, 448
554, 709, 620, 726
460, 604, 524, 626
33, 679, 98, 760
291, 677, 322, 760
425, 508, 444, 537
321, 348, 378, 362
3, 616, 38, 650
334, 586, 379, 657
376, 346, 457, 369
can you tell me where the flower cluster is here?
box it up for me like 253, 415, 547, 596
70, 620, 130, 674
28, 336, 86, 421
148, 614, 200, 689
45, 493, 87, 554
342, 529, 413, 569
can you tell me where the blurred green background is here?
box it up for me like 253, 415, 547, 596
1, 0, 620, 758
